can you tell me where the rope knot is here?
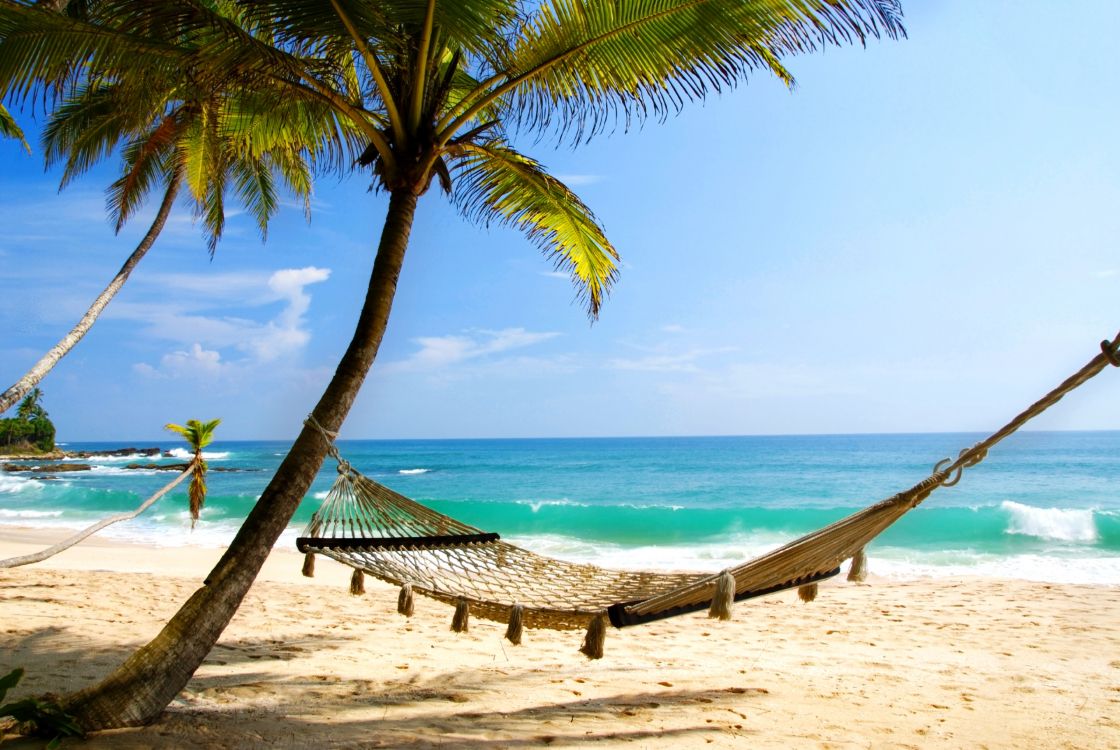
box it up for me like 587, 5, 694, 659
1102, 338, 1120, 367
305, 413, 345, 466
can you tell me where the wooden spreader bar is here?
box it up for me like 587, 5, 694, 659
297, 532, 500, 553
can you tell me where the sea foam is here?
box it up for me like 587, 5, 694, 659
398, 468, 430, 475
0, 474, 42, 495
0, 508, 63, 519
1002, 500, 1098, 543
166, 448, 230, 461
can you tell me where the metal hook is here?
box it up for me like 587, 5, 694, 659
933, 457, 964, 487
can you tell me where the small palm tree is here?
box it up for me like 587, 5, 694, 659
164, 419, 221, 529
15, 388, 44, 421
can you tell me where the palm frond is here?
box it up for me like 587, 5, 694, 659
106, 116, 180, 231
230, 155, 278, 241
241, 0, 519, 59
0, 3, 192, 103
0, 102, 29, 152
447, 0, 904, 142
451, 140, 618, 318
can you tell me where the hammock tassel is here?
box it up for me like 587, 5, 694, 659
301, 552, 315, 578
847, 548, 868, 583
397, 583, 415, 617
580, 613, 607, 660
349, 569, 365, 596
451, 597, 470, 633
798, 582, 819, 603
708, 569, 737, 621
505, 604, 524, 645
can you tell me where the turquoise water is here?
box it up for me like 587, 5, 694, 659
2, 432, 1118, 583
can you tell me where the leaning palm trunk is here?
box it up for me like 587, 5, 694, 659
0, 461, 195, 569
63, 189, 418, 729
0, 173, 181, 415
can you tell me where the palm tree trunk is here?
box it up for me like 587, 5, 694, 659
0, 172, 182, 415
0, 461, 195, 569
63, 189, 420, 730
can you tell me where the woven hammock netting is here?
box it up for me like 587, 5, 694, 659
297, 335, 1120, 642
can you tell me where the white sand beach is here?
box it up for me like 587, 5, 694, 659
1, 527, 1118, 748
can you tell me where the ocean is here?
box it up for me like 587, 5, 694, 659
2, 432, 1118, 584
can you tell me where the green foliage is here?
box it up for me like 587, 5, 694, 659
0, 101, 29, 153
164, 418, 221, 453
165, 418, 221, 527
0, 390, 55, 453
0, 667, 85, 748
0, 0, 904, 320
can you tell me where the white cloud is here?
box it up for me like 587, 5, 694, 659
384, 328, 561, 373
540, 270, 570, 280
134, 344, 227, 379
130, 266, 331, 378
661, 324, 686, 334
1095, 269, 1117, 278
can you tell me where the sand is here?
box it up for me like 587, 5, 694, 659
1, 527, 1119, 749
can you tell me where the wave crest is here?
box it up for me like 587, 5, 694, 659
0, 474, 42, 495
0, 508, 63, 518
166, 448, 230, 461
1002, 500, 1097, 543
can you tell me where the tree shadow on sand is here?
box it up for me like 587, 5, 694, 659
4, 669, 770, 748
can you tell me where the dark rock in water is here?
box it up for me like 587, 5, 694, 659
126, 462, 192, 471
123, 463, 253, 472
1, 462, 91, 473
67, 447, 161, 459
0, 450, 66, 461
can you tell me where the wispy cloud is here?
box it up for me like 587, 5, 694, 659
539, 270, 569, 280
131, 266, 331, 379
384, 328, 561, 374
607, 346, 735, 374
1095, 269, 1117, 278
134, 343, 226, 379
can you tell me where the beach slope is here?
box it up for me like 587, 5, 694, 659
1, 530, 1118, 748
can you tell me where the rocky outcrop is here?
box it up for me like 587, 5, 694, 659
68, 447, 162, 459
2, 462, 91, 473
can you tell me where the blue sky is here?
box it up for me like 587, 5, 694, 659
2, 0, 1118, 441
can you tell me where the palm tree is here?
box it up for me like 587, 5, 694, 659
14, 387, 44, 421
0, 0, 904, 729
0, 1, 349, 416
164, 419, 221, 529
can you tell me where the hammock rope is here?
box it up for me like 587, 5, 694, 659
298, 333, 1119, 656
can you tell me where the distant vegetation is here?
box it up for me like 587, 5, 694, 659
0, 388, 56, 455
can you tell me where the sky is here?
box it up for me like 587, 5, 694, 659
1, 0, 1119, 442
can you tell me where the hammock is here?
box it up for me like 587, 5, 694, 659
298, 335, 1120, 657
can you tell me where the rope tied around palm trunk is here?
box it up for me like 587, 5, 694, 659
305, 413, 350, 476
